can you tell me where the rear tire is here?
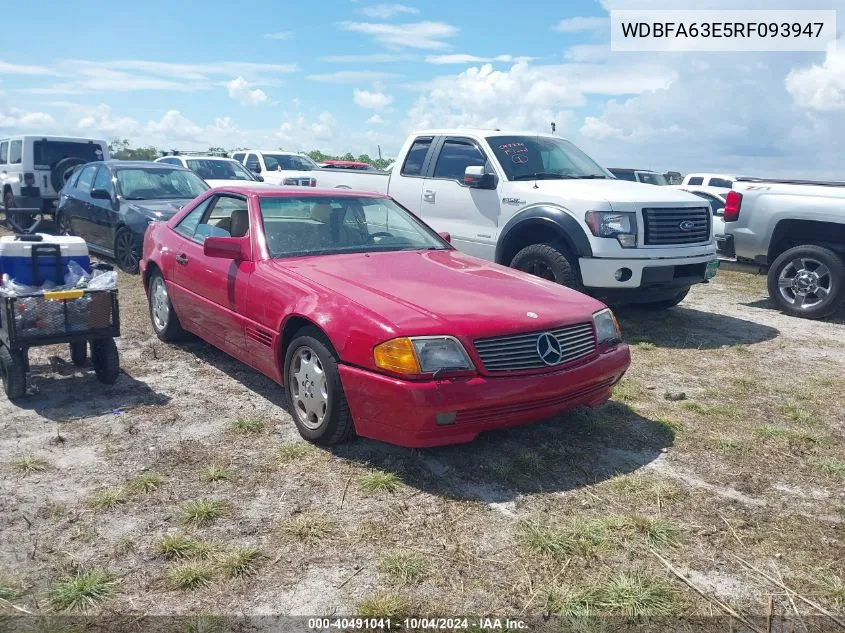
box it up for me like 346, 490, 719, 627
91, 338, 120, 384
69, 341, 88, 366
284, 327, 355, 446
114, 227, 142, 274
640, 289, 690, 310
0, 346, 27, 399
767, 245, 845, 319
510, 243, 581, 290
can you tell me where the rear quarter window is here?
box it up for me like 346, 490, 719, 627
686, 176, 704, 185
401, 138, 432, 176
708, 178, 733, 188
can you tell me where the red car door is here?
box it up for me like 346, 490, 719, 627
168, 194, 254, 359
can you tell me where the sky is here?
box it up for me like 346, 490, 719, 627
2, 0, 845, 177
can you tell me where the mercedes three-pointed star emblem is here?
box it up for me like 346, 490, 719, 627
536, 332, 564, 366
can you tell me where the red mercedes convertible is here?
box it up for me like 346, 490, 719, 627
140, 187, 630, 448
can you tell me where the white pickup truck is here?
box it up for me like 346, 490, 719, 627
719, 177, 845, 319
316, 130, 718, 308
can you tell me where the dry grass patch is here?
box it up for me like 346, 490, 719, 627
281, 513, 337, 546
811, 457, 845, 477
199, 465, 233, 484
277, 443, 314, 463
159, 534, 217, 560
780, 402, 820, 426
545, 571, 680, 617
180, 500, 231, 526
357, 592, 412, 618
753, 425, 823, 448
220, 547, 261, 578
360, 470, 402, 494
11, 455, 49, 474
812, 571, 845, 608
48, 569, 119, 612
230, 417, 265, 434
90, 487, 127, 510
378, 551, 428, 584
168, 562, 215, 590
129, 472, 165, 493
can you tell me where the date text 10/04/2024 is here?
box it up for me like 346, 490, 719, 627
307, 618, 529, 630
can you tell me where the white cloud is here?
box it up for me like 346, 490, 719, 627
786, 38, 845, 111
264, 31, 293, 40
318, 53, 415, 63
579, 116, 623, 140
367, 114, 385, 124
145, 110, 205, 143
564, 44, 612, 63
226, 76, 269, 105
425, 54, 533, 65
77, 104, 140, 136
0, 61, 58, 75
554, 16, 609, 33
0, 108, 56, 129
307, 70, 398, 84
353, 89, 393, 109
339, 21, 458, 50
278, 112, 336, 146
357, 4, 419, 18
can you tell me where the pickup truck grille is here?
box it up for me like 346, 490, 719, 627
474, 323, 596, 373
643, 207, 711, 245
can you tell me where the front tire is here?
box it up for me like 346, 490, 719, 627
114, 227, 142, 274
147, 271, 186, 342
767, 245, 845, 319
91, 338, 120, 384
284, 327, 354, 445
510, 243, 580, 289
0, 346, 27, 399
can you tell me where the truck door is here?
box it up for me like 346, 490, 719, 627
421, 137, 501, 260
388, 136, 433, 216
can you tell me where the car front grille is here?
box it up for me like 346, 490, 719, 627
643, 207, 711, 245
474, 322, 596, 373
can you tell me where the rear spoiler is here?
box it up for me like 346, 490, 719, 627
736, 177, 845, 188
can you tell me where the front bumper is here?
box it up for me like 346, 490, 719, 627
716, 234, 735, 259
339, 344, 630, 448
579, 252, 717, 288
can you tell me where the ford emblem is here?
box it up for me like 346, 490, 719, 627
679, 220, 696, 231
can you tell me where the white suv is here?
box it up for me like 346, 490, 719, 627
0, 135, 109, 224
231, 150, 319, 186
155, 153, 267, 187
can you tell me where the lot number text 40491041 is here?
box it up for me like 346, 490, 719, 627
307, 617, 529, 630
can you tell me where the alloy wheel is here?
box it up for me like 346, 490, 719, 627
115, 231, 140, 271
151, 276, 170, 331
289, 346, 329, 430
777, 257, 831, 310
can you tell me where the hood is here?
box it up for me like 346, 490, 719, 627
125, 198, 192, 220
274, 249, 606, 338
510, 178, 707, 207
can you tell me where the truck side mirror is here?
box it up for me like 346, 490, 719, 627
464, 165, 497, 190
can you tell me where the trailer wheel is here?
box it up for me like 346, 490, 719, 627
91, 338, 120, 384
0, 346, 27, 399
69, 341, 88, 366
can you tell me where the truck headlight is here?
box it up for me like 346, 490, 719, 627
593, 308, 622, 344
373, 336, 473, 375
585, 211, 637, 248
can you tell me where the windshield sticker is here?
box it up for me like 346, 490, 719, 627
499, 142, 529, 163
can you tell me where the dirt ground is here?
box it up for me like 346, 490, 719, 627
1, 245, 844, 627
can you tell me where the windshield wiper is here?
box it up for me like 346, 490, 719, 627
511, 172, 575, 181
575, 175, 609, 179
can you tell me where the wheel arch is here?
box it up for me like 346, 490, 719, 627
495, 205, 593, 266
768, 219, 845, 263
278, 314, 338, 381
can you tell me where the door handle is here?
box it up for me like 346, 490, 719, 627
423, 189, 436, 203
175, 254, 189, 265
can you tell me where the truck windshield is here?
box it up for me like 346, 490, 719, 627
637, 171, 668, 186
259, 195, 449, 258
186, 159, 256, 181
263, 154, 318, 171
488, 136, 610, 181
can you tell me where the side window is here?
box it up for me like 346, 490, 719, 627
93, 166, 114, 193
401, 138, 432, 176
174, 197, 214, 239
75, 165, 98, 192
158, 157, 180, 166
0, 141, 8, 164
687, 176, 703, 186
9, 140, 22, 164
612, 170, 635, 181
232, 152, 245, 163
432, 140, 486, 181
245, 154, 261, 172
708, 178, 733, 188
183, 195, 249, 243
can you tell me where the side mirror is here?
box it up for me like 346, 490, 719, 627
438, 231, 451, 243
90, 188, 112, 200
203, 236, 251, 261
464, 165, 497, 190
256, 175, 264, 182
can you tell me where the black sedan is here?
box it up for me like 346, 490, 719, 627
56, 161, 209, 272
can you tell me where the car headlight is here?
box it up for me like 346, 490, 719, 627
373, 336, 473, 375
585, 211, 637, 247
593, 308, 622, 344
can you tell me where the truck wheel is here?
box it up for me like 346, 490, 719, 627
69, 341, 88, 366
0, 346, 27, 399
510, 243, 580, 289
91, 338, 120, 384
767, 245, 845, 319
641, 289, 690, 310
284, 327, 355, 446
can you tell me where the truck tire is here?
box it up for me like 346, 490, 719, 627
0, 346, 27, 400
510, 243, 581, 290
767, 245, 845, 319
641, 289, 690, 310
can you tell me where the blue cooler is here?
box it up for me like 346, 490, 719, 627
0, 234, 90, 287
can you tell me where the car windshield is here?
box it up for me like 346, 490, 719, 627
115, 167, 209, 200
186, 159, 256, 181
33, 141, 105, 169
263, 154, 318, 171
637, 172, 668, 186
488, 136, 611, 181
260, 195, 449, 258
